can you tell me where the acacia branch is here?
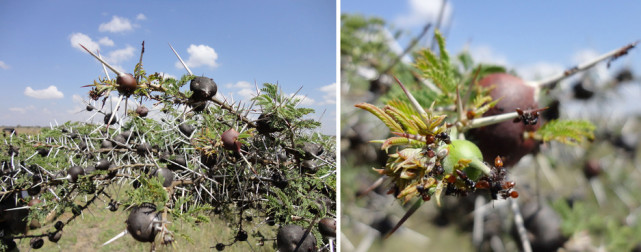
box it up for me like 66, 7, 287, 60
535, 41, 638, 88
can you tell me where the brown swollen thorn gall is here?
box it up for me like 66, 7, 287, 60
468, 73, 541, 167
79, 44, 138, 96
221, 129, 241, 153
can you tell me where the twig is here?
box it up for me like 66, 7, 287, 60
169, 44, 257, 127
535, 41, 638, 88
534, 153, 561, 190
464, 111, 519, 130
210, 97, 257, 128
381, 23, 432, 75
472, 195, 486, 248
511, 198, 532, 252
429, 0, 448, 51
384, 199, 423, 239
138, 41, 145, 71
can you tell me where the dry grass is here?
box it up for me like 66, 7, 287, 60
1, 126, 43, 136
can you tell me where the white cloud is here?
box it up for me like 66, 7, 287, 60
516, 62, 565, 82
99, 37, 114, 47
24, 85, 64, 99
70, 33, 100, 52
99, 16, 133, 33
224, 81, 254, 100
175, 44, 219, 69
72, 94, 84, 104
467, 44, 566, 82
290, 94, 315, 106
105, 45, 136, 64
225, 81, 252, 89
318, 83, 336, 105
136, 13, 147, 20
467, 45, 509, 66
65, 94, 88, 114
0, 60, 8, 70
238, 88, 256, 100
395, 0, 453, 28
9, 105, 35, 114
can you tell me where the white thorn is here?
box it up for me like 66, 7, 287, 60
3, 206, 30, 211
103, 229, 128, 246
169, 43, 193, 76
97, 50, 112, 81
79, 44, 124, 76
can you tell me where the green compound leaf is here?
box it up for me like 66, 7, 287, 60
384, 105, 420, 134
535, 119, 596, 145
355, 103, 403, 133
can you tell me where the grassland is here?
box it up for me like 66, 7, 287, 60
14, 184, 277, 252
1, 126, 42, 136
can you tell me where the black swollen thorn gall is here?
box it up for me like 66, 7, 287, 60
54, 221, 64, 230
30, 237, 44, 249
178, 123, 196, 136
236, 229, 248, 241
190, 76, 217, 101
67, 165, 85, 183
96, 159, 110, 170
126, 203, 161, 243
48, 231, 62, 243
104, 113, 118, 125
277, 225, 317, 252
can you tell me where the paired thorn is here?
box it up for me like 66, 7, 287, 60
169, 43, 193, 76
79, 44, 123, 76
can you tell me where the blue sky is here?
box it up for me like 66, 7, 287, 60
0, 1, 337, 135
342, 1, 641, 75
342, 0, 641, 119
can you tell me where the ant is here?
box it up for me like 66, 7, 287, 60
428, 163, 444, 177
435, 132, 451, 144
514, 107, 548, 125
445, 182, 468, 197
425, 134, 436, 145
473, 156, 519, 199
455, 169, 475, 188
416, 184, 432, 201
423, 145, 436, 158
